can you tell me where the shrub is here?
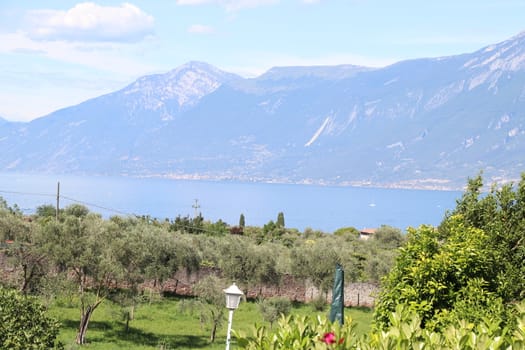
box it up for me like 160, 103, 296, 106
234, 301, 525, 349
258, 297, 292, 327
311, 295, 327, 311
0, 287, 63, 349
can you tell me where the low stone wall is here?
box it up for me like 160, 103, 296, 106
156, 268, 378, 307
0, 254, 379, 307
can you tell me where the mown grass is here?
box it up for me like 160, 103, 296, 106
47, 297, 373, 350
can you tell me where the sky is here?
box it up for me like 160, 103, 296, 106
1, 1, 525, 122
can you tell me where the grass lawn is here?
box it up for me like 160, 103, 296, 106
48, 297, 373, 350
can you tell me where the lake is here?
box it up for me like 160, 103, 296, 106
0, 173, 463, 232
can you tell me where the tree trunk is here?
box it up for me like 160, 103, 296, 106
20, 263, 34, 294
125, 312, 130, 333
210, 322, 217, 342
124, 305, 135, 333
76, 300, 102, 344
130, 304, 135, 321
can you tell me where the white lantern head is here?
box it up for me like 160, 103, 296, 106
224, 283, 243, 310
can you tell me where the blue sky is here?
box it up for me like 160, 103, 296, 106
1, 0, 525, 122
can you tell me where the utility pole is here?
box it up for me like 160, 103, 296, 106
56, 181, 60, 221
192, 199, 200, 218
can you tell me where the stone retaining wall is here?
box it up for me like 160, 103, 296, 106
0, 255, 379, 307
159, 268, 378, 307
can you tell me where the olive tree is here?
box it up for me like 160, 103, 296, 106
38, 205, 145, 344
290, 237, 339, 295
191, 275, 227, 343
0, 198, 47, 293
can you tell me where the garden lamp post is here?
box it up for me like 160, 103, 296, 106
224, 283, 243, 350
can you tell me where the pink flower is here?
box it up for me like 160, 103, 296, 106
321, 332, 345, 345
322, 332, 336, 344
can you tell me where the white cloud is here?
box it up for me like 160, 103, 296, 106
188, 24, 215, 34
176, 0, 279, 11
0, 31, 158, 76
25, 2, 154, 42
176, 0, 214, 4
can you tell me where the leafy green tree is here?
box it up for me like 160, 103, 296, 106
291, 238, 339, 294
0, 199, 47, 293
374, 215, 504, 330
372, 225, 405, 248
171, 234, 201, 276
169, 214, 204, 234
38, 205, 121, 344
448, 173, 525, 301
0, 287, 63, 349
243, 225, 265, 244
204, 219, 229, 236
263, 220, 286, 241
141, 222, 180, 288
191, 275, 227, 342
374, 174, 525, 331
0, 197, 27, 242
219, 236, 280, 294
106, 218, 156, 332
35, 204, 57, 219
333, 226, 360, 240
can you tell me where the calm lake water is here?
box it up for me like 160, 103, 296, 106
0, 173, 463, 232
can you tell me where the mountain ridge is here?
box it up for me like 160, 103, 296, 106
2, 33, 525, 190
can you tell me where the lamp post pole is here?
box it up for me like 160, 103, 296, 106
224, 283, 243, 350
225, 308, 234, 350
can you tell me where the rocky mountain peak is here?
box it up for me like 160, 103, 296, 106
118, 61, 241, 113
465, 31, 525, 72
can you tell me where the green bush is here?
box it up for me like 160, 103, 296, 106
0, 287, 63, 349
258, 297, 292, 327
234, 301, 525, 349
311, 295, 327, 312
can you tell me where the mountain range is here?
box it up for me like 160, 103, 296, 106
2, 32, 525, 190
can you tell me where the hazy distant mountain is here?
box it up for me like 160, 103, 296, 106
2, 33, 525, 190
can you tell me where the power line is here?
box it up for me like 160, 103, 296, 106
0, 188, 235, 235
0, 189, 55, 198
60, 195, 134, 217
0, 189, 212, 227
0, 188, 134, 217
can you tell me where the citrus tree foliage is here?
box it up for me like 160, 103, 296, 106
449, 174, 525, 301
0, 287, 63, 349
374, 216, 507, 330
374, 174, 525, 331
